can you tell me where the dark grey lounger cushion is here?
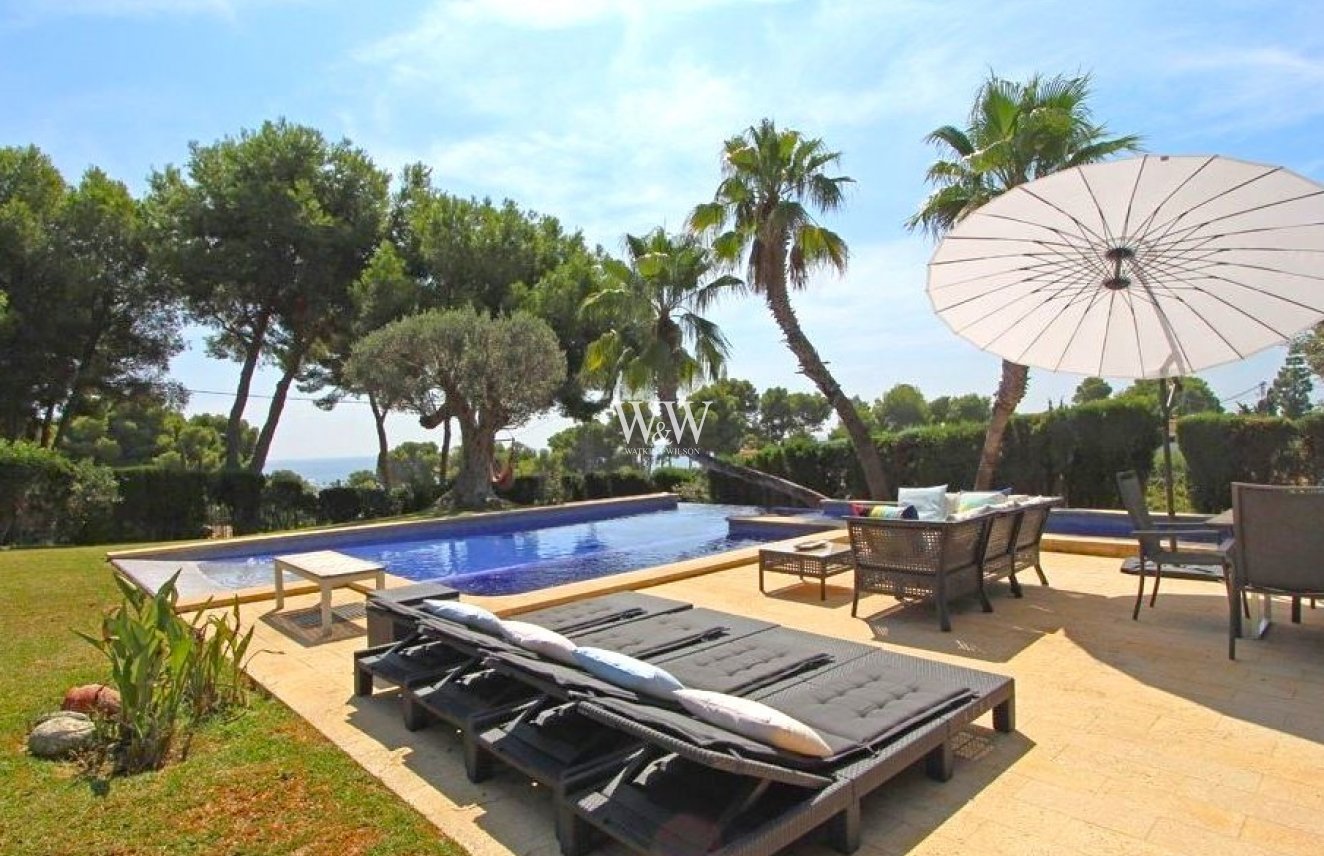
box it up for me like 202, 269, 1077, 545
573, 608, 772, 658
584, 659, 975, 770
516, 592, 691, 634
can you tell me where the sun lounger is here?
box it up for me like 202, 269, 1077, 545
403, 608, 778, 778
353, 591, 691, 696
564, 651, 1014, 855
468, 626, 880, 836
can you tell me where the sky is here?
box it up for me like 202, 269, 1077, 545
4, 0, 1324, 463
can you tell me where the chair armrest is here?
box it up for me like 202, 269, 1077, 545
1218, 537, 1235, 554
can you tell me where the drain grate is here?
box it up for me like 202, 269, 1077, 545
286, 602, 367, 627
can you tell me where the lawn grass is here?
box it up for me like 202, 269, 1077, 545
0, 545, 466, 856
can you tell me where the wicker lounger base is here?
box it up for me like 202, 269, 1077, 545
563, 653, 1014, 856
353, 639, 470, 697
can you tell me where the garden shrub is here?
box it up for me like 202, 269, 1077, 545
1178, 414, 1300, 512
0, 440, 119, 545
1297, 411, 1324, 483
261, 471, 319, 531
78, 573, 253, 774
883, 423, 984, 492
318, 486, 362, 523
576, 469, 654, 499
705, 398, 1160, 507
355, 486, 398, 519
498, 474, 545, 505
113, 467, 209, 542
209, 470, 265, 535
1058, 398, 1161, 507
650, 466, 696, 492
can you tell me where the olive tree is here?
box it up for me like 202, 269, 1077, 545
346, 308, 566, 508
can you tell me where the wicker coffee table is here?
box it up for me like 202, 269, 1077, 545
758, 541, 854, 600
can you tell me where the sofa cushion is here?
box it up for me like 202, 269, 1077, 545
867, 504, 917, 519
957, 488, 1012, 513
897, 485, 949, 521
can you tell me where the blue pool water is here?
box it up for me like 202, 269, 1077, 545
196, 503, 771, 596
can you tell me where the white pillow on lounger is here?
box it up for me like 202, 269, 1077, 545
572, 647, 684, 699
674, 688, 833, 758
421, 600, 506, 637
500, 620, 577, 664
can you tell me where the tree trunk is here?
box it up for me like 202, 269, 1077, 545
38, 402, 56, 447
974, 359, 1030, 490
451, 421, 494, 509
440, 418, 452, 485
225, 312, 270, 470
249, 344, 304, 474
687, 450, 827, 507
369, 392, 392, 489
52, 313, 108, 450
763, 285, 891, 499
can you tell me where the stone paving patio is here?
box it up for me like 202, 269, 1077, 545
227, 550, 1324, 856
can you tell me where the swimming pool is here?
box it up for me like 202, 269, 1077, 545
189, 502, 773, 596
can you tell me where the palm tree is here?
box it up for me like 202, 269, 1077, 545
908, 73, 1141, 489
689, 119, 892, 499
582, 228, 740, 404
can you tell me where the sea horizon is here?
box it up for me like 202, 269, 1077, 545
265, 454, 378, 487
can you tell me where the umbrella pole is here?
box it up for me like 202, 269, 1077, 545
1159, 377, 1177, 549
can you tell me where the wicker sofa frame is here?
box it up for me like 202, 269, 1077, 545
847, 500, 1061, 631
846, 514, 990, 631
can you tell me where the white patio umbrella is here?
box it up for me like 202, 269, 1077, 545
927, 154, 1324, 514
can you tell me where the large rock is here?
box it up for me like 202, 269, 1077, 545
62, 684, 121, 716
28, 711, 97, 758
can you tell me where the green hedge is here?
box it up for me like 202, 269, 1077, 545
0, 440, 119, 545
716, 398, 1161, 508
114, 467, 210, 542
561, 469, 656, 501
1297, 411, 1324, 483
1177, 414, 1301, 512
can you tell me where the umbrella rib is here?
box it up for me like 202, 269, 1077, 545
1135, 164, 1287, 248
1127, 155, 1218, 242
1018, 186, 1113, 247
972, 266, 1103, 349
1119, 154, 1149, 239
928, 246, 1108, 267
1143, 189, 1324, 250
1129, 275, 1276, 362
1129, 266, 1198, 374
1041, 273, 1110, 373
939, 267, 1099, 316
961, 210, 1100, 254
1076, 168, 1119, 248
1194, 270, 1324, 319
930, 260, 1104, 295
1139, 220, 1324, 249
1121, 285, 1149, 378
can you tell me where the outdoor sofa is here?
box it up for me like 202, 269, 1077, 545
846, 497, 1061, 631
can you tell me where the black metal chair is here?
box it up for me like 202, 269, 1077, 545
1225, 483, 1324, 659
1116, 470, 1228, 620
